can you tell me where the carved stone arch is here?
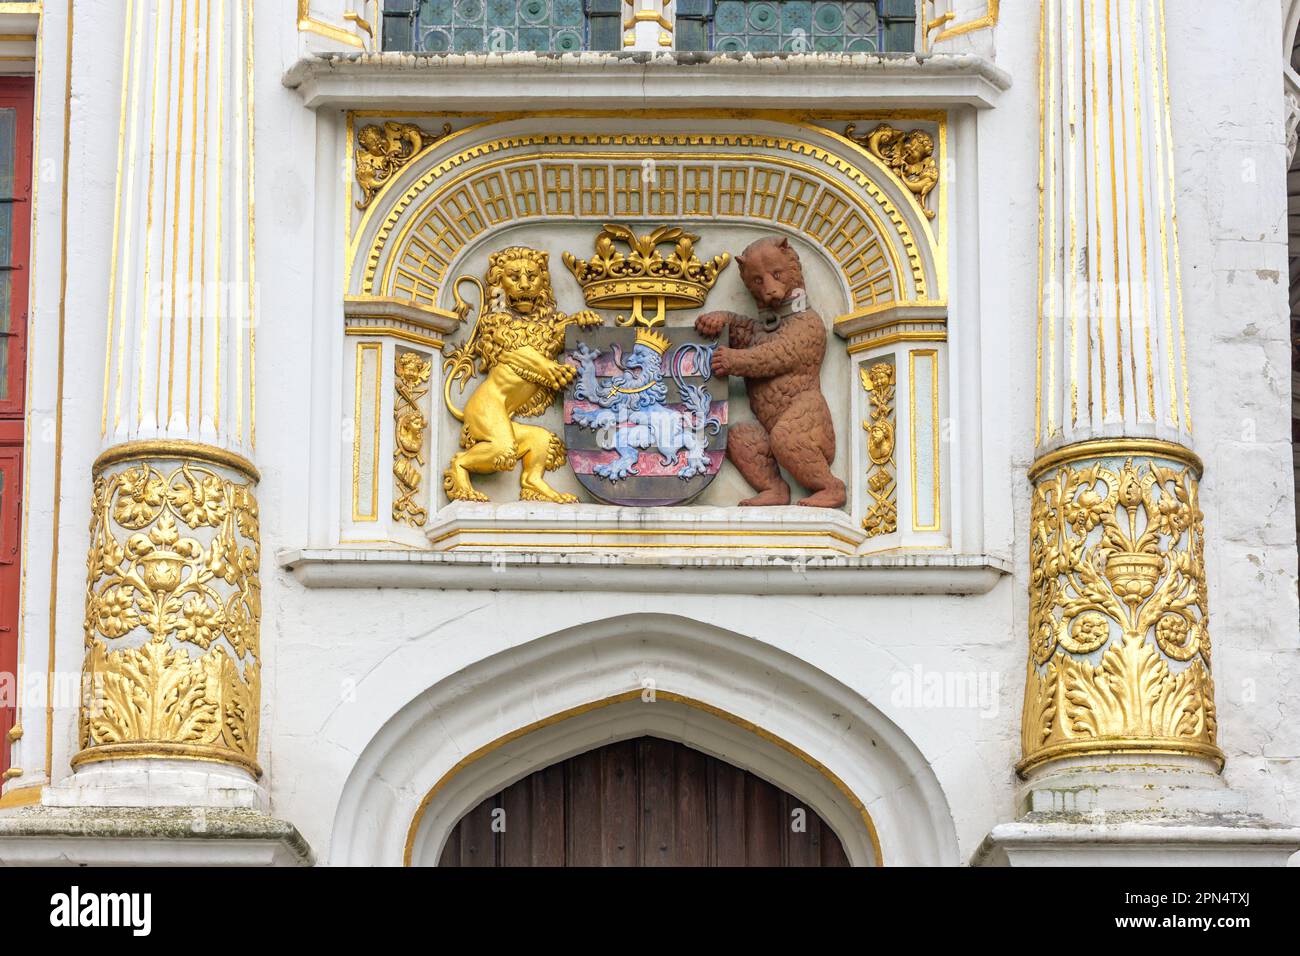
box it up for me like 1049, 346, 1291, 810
327, 612, 959, 867
346, 113, 945, 324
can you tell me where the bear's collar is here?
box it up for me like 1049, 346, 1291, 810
758, 290, 806, 330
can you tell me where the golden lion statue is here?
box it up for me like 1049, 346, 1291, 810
442, 246, 602, 503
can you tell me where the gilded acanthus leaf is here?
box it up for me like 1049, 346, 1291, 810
80, 456, 262, 771
1020, 455, 1218, 771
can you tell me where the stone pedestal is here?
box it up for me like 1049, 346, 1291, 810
0, 807, 311, 867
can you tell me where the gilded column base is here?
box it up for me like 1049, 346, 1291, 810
1018, 439, 1221, 779
75, 441, 263, 779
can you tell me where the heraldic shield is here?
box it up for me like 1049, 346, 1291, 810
564, 325, 729, 506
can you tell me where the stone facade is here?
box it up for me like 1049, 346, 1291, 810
0, 1, 1295, 866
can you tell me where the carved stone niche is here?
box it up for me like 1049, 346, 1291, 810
332, 113, 957, 562
341, 296, 455, 549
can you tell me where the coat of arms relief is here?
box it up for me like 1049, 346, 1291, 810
439, 224, 844, 511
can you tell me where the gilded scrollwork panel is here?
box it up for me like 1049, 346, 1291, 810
860, 360, 897, 537
1019, 448, 1220, 775
844, 123, 939, 221
393, 349, 433, 526
354, 120, 452, 210
77, 446, 262, 776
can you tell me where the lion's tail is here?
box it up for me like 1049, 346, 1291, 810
442, 368, 467, 422
441, 275, 488, 423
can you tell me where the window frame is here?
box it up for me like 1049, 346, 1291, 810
0, 77, 33, 421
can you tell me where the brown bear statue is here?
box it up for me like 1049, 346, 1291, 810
695, 236, 846, 509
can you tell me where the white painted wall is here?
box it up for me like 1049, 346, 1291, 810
6, 1, 1296, 865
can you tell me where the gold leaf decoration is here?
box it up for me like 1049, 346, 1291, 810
393, 349, 433, 526
354, 121, 452, 210
860, 362, 897, 537
845, 123, 939, 219
1019, 453, 1221, 774
78, 454, 262, 776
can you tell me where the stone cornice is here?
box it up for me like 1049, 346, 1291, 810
279, 547, 1011, 596
284, 51, 1011, 111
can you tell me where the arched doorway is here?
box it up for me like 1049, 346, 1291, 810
438, 736, 849, 867
328, 613, 960, 866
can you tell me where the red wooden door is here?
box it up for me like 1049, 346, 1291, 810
0, 77, 34, 779
438, 736, 850, 867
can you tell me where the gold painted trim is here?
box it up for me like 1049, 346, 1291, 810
932, 0, 999, 43
437, 541, 859, 555
428, 526, 863, 548
343, 108, 946, 299
70, 742, 263, 778
0, 785, 43, 809
369, 145, 916, 310
92, 440, 260, 483
344, 294, 461, 324
296, 0, 365, 49
45, 0, 75, 781
348, 115, 943, 304
403, 690, 883, 867
345, 326, 445, 350
1028, 438, 1202, 481
1016, 738, 1224, 778
908, 349, 941, 533
834, 299, 947, 323
352, 341, 383, 522
847, 330, 947, 354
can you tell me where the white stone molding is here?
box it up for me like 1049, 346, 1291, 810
0, 807, 313, 867
280, 544, 1010, 595
977, 822, 1300, 867
327, 612, 961, 866
284, 51, 1011, 112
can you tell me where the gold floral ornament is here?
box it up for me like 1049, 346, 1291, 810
393, 350, 433, 526
860, 362, 897, 537
1019, 453, 1219, 775
354, 120, 452, 210
845, 123, 939, 220
78, 452, 262, 776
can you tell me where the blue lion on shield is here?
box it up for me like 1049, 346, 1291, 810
568, 330, 722, 482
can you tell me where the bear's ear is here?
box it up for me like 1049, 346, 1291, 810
777, 237, 791, 250
735, 254, 746, 268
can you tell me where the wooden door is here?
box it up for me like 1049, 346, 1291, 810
438, 736, 850, 867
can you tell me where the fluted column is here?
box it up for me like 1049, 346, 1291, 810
1020, 0, 1219, 778
73, 0, 261, 790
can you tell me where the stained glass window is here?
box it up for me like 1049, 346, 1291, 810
382, 0, 916, 53
677, 1, 916, 54
382, 0, 622, 53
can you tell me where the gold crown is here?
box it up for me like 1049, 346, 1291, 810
634, 327, 671, 355
563, 224, 730, 326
